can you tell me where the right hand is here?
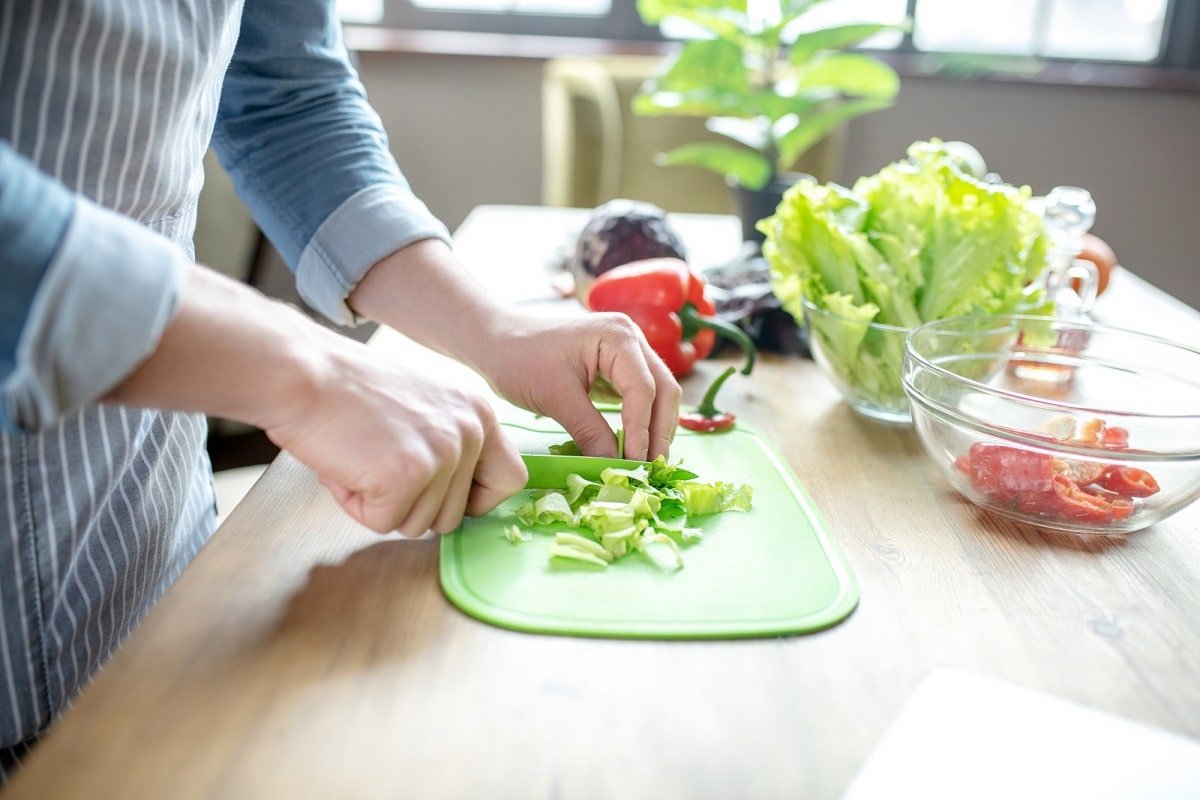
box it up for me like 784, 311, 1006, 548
105, 264, 528, 537
263, 339, 528, 537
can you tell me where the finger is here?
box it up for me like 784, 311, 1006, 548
554, 381, 619, 458
603, 333, 657, 461
431, 424, 484, 534
466, 420, 527, 517
320, 476, 373, 531
396, 459, 457, 538
349, 451, 435, 534
641, 340, 682, 460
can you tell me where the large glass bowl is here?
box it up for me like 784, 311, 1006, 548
903, 315, 1200, 534
802, 298, 913, 424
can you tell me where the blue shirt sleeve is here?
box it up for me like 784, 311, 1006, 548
0, 142, 74, 391
211, 0, 452, 326
0, 141, 186, 432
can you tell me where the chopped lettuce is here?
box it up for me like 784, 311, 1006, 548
510, 446, 752, 570
505, 525, 532, 544
760, 139, 1053, 409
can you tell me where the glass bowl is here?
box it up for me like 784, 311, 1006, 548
903, 314, 1200, 534
802, 298, 912, 423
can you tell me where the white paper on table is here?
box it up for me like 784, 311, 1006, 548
843, 669, 1200, 800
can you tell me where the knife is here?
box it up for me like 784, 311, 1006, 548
521, 454, 697, 489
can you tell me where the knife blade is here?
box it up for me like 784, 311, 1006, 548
521, 454, 697, 489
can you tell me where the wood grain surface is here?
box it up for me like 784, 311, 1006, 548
8, 206, 1200, 800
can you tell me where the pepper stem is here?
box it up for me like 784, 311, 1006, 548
697, 366, 738, 419
678, 304, 756, 375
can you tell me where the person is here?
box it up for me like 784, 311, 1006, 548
0, 0, 680, 778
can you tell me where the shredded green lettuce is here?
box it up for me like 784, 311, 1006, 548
508, 445, 752, 570
760, 139, 1053, 409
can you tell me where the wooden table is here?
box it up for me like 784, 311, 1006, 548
10, 205, 1200, 799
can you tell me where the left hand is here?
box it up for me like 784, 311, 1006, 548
474, 309, 682, 461
348, 239, 681, 462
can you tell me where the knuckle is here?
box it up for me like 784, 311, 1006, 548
598, 312, 639, 339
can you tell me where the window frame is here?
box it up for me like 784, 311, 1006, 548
381, 1, 662, 40
378, 0, 1200, 69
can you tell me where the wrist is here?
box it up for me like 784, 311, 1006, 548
347, 238, 509, 369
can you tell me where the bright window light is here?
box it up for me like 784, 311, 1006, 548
411, 0, 610, 14
914, 0, 1170, 62
1043, 0, 1168, 61
783, 0, 909, 49
914, 0, 1040, 56
338, 0, 384, 23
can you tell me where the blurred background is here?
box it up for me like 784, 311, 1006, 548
199, 0, 1200, 514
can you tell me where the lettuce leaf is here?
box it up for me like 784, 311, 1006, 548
511, 446, 752, 570
761, 139, 1053, 407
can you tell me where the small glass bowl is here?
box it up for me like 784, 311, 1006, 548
802, 298, 913, 424
903, 314, 1200, 534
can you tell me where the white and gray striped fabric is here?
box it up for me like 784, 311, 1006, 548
1, 0, 243, 778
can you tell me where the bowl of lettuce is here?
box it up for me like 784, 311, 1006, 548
759, 139, 1053, 424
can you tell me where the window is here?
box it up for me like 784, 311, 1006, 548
353, 0, 1198, 69
410, 0, 610, 13
912, 0, 1171, 63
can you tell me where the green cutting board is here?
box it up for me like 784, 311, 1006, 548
440, 412, 859, 639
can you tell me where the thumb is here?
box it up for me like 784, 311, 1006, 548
319, 476, 372, 531
553, 388, 619, 458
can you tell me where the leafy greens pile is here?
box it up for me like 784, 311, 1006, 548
508, 448, 752, 571
760, 139, 1051, 407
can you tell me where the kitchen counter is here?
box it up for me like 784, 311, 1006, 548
9, 205, 1200, 799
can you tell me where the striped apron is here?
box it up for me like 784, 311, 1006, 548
1, 0, 243, 776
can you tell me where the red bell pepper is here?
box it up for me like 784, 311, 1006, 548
585, 258, 756, 378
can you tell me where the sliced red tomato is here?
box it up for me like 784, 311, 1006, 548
961, 443, 1056, 500
1101, 426, 1130, 449
1099, 466, 1160, 498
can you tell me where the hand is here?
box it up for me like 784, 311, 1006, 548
474, 310, 682, 461
108, 265, 528, 535
346, 239, 681, 462
263, 339, 528, 536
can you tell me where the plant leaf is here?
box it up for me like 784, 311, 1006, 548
652, 38, 748, 93
657, 143, 773, 189
776, 97, 893, 166
788, 22, 906, 63
797, 53, 900, 99
638, 0, 748, 23
780, 0, 832, 22
637, 0, 750, 42
632, 87, 757, 118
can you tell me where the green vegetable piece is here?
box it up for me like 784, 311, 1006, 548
517, 432, 753, 571
554, 532, 613, 562
678, 481, 754, 516
549, 544, 610, 568
505, 525, 532, 544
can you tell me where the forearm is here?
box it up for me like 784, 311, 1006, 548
347, 238, 507, 372
106, 264, 338, 431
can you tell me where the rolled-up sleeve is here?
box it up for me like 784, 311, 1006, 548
0, 142, 185, 432
211, 0, 451, 327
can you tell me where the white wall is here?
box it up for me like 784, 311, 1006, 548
351, 51, 1200, 311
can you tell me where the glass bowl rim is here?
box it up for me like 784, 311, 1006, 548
903, 313, 1200, 424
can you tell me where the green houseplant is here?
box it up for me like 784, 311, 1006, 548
633, 0, 905, 241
